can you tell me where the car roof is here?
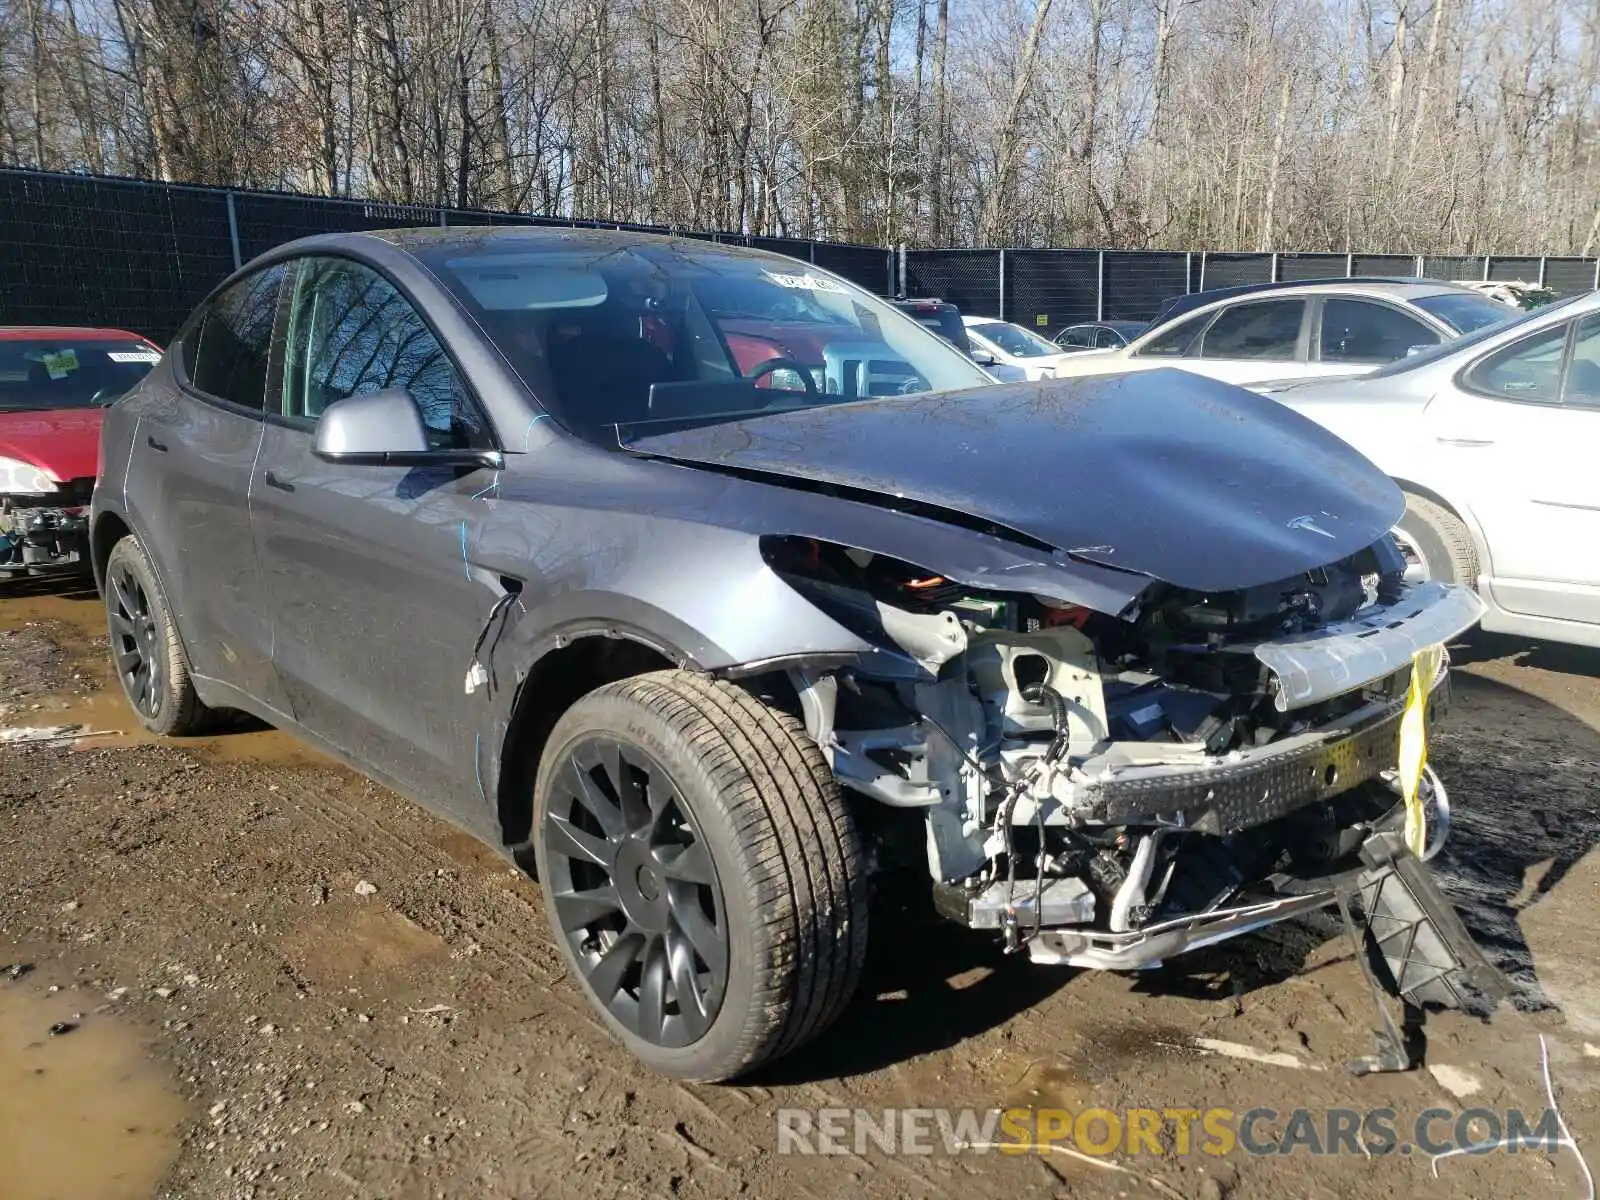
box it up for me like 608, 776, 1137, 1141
277, 225, 819, 273
961, 315, 1008, 326
0, 325, 150, 342
1150, 277, 1475, 326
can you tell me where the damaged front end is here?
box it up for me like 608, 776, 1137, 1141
0, 480, 93, 578
764, 532, 1505, 1066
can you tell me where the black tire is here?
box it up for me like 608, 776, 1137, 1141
532, 669, 868, 1081
104, 535, 211, 736
1394, 493, 1479, 586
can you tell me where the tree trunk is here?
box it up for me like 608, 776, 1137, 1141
976, 0, 1054, 246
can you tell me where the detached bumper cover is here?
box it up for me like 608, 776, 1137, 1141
1254, 580, 1486, 712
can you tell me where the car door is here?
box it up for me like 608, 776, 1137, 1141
251, 254, 502, 811
123, 263, 289, 710
1184, 298, 1310, 385
1313, 297, 1442, 375
1431, 313, 1600, 624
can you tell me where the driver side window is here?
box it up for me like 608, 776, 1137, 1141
279, 257, 491, 450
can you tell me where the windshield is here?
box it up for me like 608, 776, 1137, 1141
1365, 292, 1592, 378
420, 241, 992, 438
0, 338, 160, 411
970, 321, 1059, 358
1411, 291, 1519, 335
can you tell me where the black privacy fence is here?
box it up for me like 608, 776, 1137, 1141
0, 168, 892, 343
2, 167, 1596, 342
901, 248, 1600, 337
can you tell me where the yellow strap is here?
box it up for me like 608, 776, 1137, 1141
1398, 644, 1444, 857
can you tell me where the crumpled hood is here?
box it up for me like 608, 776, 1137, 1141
0, 406, 103, 483
622, 369, 1403, 593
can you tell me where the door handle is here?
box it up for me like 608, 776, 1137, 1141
1434, 436, 1495, 448
263, 470, 295, 493
146, 435, 168, 452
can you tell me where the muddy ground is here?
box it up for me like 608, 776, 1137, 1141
3, 578, 1600, 1200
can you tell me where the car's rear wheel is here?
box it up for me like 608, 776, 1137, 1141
1393, 493, 1480, 587
104, 536, 210, 736
532, 669, 868, 1081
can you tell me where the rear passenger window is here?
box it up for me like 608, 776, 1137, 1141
182, 265, 286, 410
1199, 300, 1306, 360
1319, 299, 1438, 364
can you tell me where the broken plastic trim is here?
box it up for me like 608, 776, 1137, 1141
1254, 580, 1485, 712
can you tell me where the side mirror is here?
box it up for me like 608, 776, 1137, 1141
969, 348, 997, 366
313, 388, 501, 468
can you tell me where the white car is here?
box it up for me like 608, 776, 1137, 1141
1048, 280, 1516, 388
961, 316, 1076, 381
1258, 290, 1600, 649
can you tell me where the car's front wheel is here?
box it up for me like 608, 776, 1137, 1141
104, 536, 211, 736
532, 670, 868, 1081
1392, 493, 1480, 587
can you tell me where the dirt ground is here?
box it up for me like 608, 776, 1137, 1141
3, 577, 1600, 1200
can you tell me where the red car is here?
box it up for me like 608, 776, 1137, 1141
0, 326, 162, 578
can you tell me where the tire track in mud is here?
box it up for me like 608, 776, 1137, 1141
244, 764, 810, 1190
244, 761, 988, 1197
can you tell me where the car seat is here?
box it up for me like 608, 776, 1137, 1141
546, 312, 674, 426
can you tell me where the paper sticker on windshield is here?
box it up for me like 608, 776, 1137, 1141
107, 350, 160, 364
41, 349, 79, 380
763, 270, 850, 294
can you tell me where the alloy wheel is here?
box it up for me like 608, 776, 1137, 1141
543, 736, 728, 1047
108, 564, 162, 717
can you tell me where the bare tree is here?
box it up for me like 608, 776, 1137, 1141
2, 0, 1599, 253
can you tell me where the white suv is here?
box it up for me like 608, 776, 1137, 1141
1049, 280, 1515, 387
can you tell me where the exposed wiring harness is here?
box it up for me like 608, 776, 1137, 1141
463, 590, 519, 696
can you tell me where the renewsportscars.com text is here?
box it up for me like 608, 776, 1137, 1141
776, 1106, 1564, 1159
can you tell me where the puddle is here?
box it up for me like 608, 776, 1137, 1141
1, 592, 341, 770
0, 979, 188, 1200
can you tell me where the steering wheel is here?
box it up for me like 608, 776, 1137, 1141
746, 357, 820, 398
88, 388, 119, 407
